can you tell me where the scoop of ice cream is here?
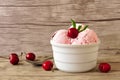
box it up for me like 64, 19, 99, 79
52, 29, 71, 44
72, 28, 98, 45
52, 23, 99, 45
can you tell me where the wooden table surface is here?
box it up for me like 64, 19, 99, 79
0, 49, 120, 80
0, 0, 120, 80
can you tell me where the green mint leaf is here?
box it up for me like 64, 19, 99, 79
71, 19, 76, 28
80, 25, 88, 32
78, 25, 82, 31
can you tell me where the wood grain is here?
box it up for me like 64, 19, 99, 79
0, 53, 120, 80
0, 0, 120, 55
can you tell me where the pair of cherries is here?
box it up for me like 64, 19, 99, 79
9, 53, 53, 71
9, 53, 36, 65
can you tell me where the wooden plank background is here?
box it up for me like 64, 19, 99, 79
0, 0, 119, 55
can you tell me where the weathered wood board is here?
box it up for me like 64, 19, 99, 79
0, 0, 119, 56
0, 52, 119, 80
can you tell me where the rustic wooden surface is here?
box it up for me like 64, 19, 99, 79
0, 52, 120, 80
0, 0, 119, 55
0, 0, 120, 80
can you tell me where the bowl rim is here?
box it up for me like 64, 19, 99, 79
50, 40, 100, 48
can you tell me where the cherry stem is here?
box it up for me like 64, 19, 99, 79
18, 52, 26, 60
0, 56, 9, 59
20, 52, 26, 56
19, 52, 23, 60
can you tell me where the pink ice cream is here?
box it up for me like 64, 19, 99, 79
52, 29, 71, 44
52, 24, 99, 45
72, 29, 98, 45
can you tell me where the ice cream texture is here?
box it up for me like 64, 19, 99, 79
52, 29, 71, 44
72, 28, 98, 45
52, 23, 99, 45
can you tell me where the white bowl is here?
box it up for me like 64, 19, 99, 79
50, 40, 100, 72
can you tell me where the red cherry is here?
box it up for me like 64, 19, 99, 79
9, 53, 18, 57
9, 53, 19, 65
42, 61, 53, 71
99, 63, 111, 73
67, 28, 79, 38
26, 53, 36, 61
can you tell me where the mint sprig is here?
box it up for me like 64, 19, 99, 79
79, 25, 88, 32
71, 19, 88, 32
71, 19, 76, 28
78, 25, 82, 31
